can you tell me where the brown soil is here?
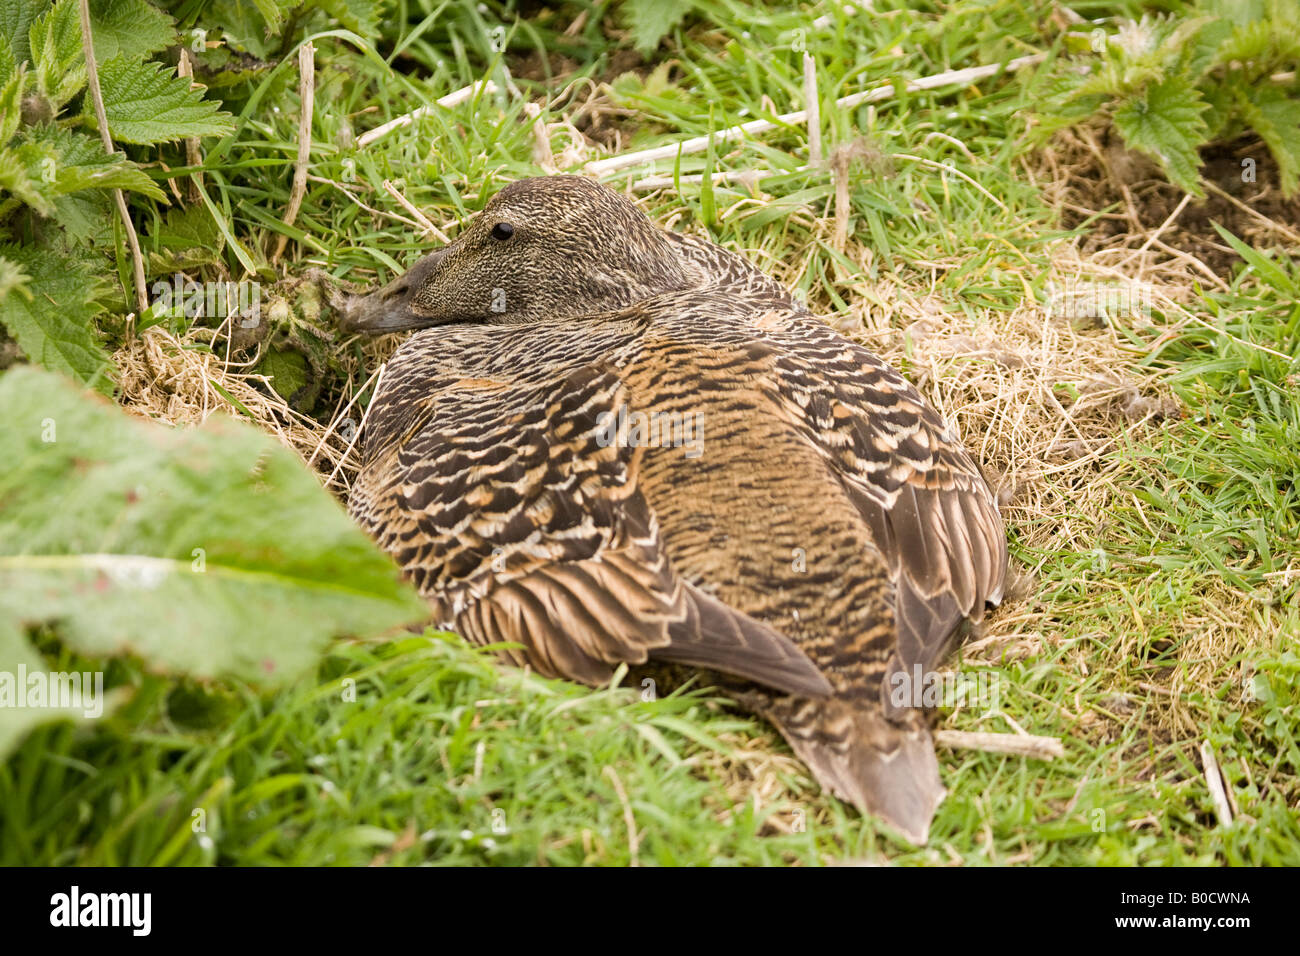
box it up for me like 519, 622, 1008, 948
1054, 128, 1300, 278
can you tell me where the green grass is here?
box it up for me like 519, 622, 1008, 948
2, 0, 1297, 864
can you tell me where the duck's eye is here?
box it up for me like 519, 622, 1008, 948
490, 222, 514, 241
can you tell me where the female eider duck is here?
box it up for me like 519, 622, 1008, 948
340, 175, 1007, 843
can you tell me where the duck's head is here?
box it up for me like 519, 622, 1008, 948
339, 176, 692, 333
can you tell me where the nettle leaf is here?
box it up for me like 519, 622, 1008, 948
15, 125, 167, 202
0, 0, 42, 68
29, 0, 86, 111
0, 365, 429, 711
0, 243, 114, 392
0, 58, 23, 144
94, 56, 235, 145
1113, 77, 1209, 195
624, 0, 694, 56
89, 0, 175, 61
315, 0, 380, 36
0, 145, 50, 213
208, 0, 299, 58
0, 252, 31, 303
1235, 85, 1300, 196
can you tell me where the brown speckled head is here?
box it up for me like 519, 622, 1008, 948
340, 176, 693, 332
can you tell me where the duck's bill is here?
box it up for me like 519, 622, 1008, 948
337, 249, 448, 335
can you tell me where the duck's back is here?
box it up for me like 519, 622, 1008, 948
350, 294, 1006, 840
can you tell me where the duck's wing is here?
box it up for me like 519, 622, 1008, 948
764, 318, 1007, 712
350, 355, 832, 699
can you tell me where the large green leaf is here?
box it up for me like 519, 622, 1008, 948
0, 367, 429, 736
29, 0, 85, 110
1113, 76, 1209, 195
0, 243, 114, 391
94, 56, 235, 145
89, 0, 175, 61
0, 0, 43, 68
1235, 85, 1300, 197
14, 125, 167, 203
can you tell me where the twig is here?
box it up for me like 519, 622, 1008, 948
177, 49, 203, 203
631, 168, 782, 193
273, 42, 315, 263
380, 180, 452, 243
325, 363, 384, 491
356, 80, 498, 148
585, 54, 1044, 176
306, 362, 382, 467
78, 0, 147, 320
1205, 181, 1300, 246
803, 53, 822, 166
1199, 740, 1233, 827
1123, 191, 1192, 264
934, 729, 1065, 760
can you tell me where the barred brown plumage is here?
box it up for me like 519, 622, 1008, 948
340, 175, 1007, 843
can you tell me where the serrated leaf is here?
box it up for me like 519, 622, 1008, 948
17, 125, 167, 201
315, 0, 379, 36
0, 252, 31, 302
0, 366, 429, 721
623, 0, 694, 56
0, 243, 114, 391
0, 0, 43, 68
29, 0, 85, 110
94, 56, 235, 145
208, 0, 299, 58
0, 57, 23, 144
1113, 77, 1209, 195
1234, 85, 1300, 196
0, 144, 51, 214
89, 0, 175, 61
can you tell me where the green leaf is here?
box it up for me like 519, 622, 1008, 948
16, 125, 167, 201
315, 0, 380, 36
94, 56, 235, 145
1113, 77, 1209, 195
0, 0, 44, 68
29, 0, 85, 111
0, 57, 23, 144
0, 144, 50, 213
0, 243, 114, 392
0, 252, 31, 302
0, 366, 429, 712
89, 0, 175, 61
623, 0, 694, 56
1234, 85, 1300, 196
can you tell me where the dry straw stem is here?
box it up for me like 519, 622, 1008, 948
356, 80, 499, 148
78, 0, 147, 317
273, 43, 316, 263
177, 49, 203, 203
803, 53, 822, 165
585, 54, 1045, 176
1199, 740, 1234, 827
934, 730, 1065, 760
381, 180, 452, 243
